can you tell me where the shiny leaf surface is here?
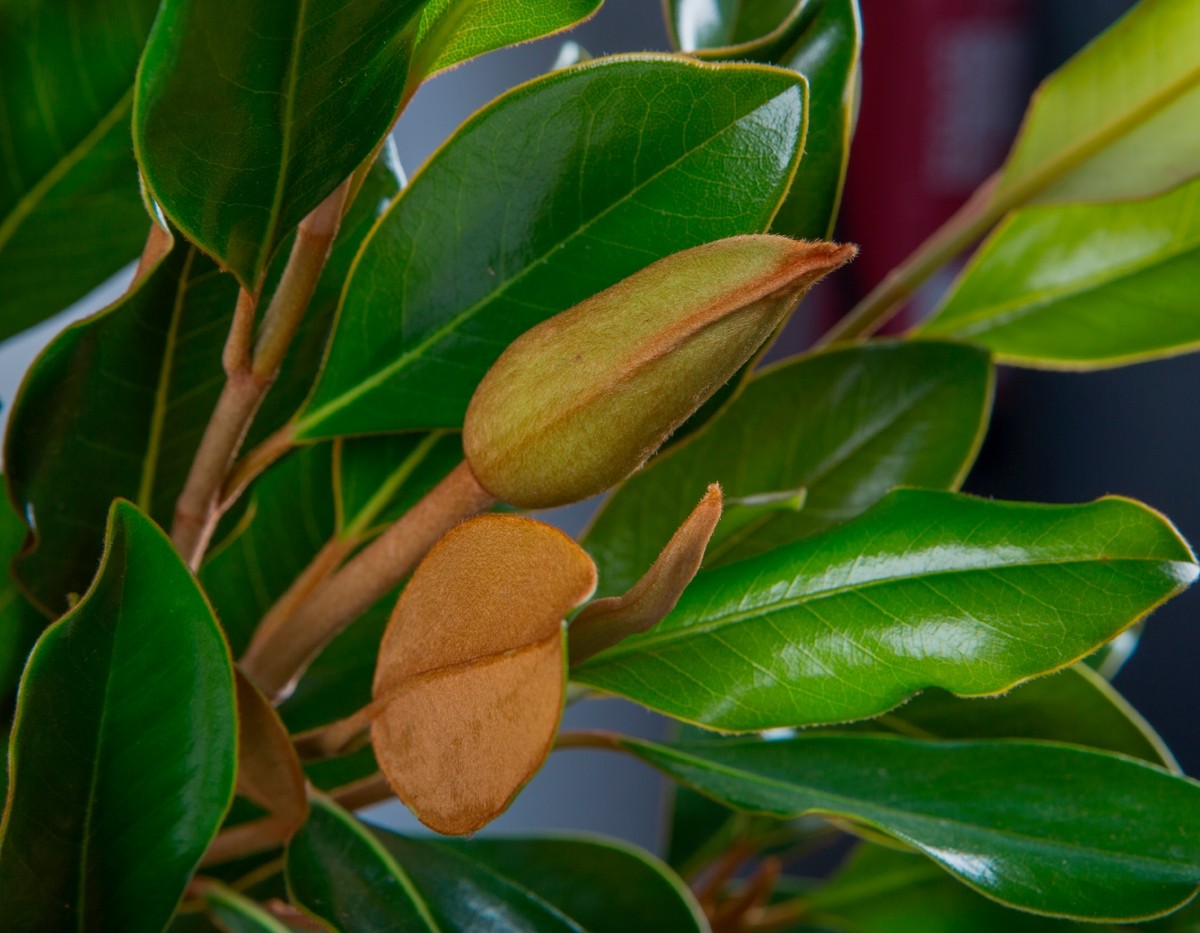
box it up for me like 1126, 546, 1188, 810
667, 0, 801, 51
286, 796, 438, 932
6, 234, 238, 613
0, 0, 158, 340
684, 0, 862, 238
377, 829, 707, 932
805, 844, 1110, 932
0, 502, 237, 932
877, 664, 1177, 770
584, 341, 992, 598
622, 733, 1200, 920
574, 489, 1197, 730
414, 0, 603, 78
919, 176, 1200, 369
992, 0, 1200, 207
371, 515, 595, 834
295, 55, 807, 438
134, 0, 426, 287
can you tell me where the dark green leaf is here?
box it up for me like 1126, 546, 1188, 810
285, 796, 440, 932
0, 484, 43, 706
681, 0, 862, 239
666, 0, 801, 51
0, 502, 237, 932
805, 844, 1111, 932
585, 341, 993, 597
876, 664, 1177, 769
621, 733, 1200, 921
918, 176, 1200, 369
202, 882, 292, 933
0, 0, 159, 340
378, 828, 707, 932
990, 0, 1200, 208
414, 0, 603, 78
5, 236, 239, 613
574, 489, 1197, 730
134, 0, 427, 287
294, 55, 807, 438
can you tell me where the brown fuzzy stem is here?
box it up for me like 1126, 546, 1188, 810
240, 460, 496, 699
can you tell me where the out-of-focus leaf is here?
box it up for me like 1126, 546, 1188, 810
877, 664, 1177, 770
919, 176, 1200, 369
371, 515, 595, 834
666, 0, 801, 51
991, 0, 1200, 208
413, 0, 603, 78
0, 0, 159, 340
0, 502, 237, 932
134, 0, 427, 287
0, 483, 42, 705
286, 796, 438, 932
378, 829, 708, 932
584, 341, 993, 597
201, 882, 292, 933
574, 490, 1197, 731
294, 55, 808, 438
622, 733, 1200, 921
5, 234, 238, 613
805, 844, 1112, 932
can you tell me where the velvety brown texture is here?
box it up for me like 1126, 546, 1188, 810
463, 235, 855, 508
570, 484, 723, 665
370, 514, 596, 834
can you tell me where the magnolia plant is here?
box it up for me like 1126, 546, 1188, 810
1, 0, 1199, 930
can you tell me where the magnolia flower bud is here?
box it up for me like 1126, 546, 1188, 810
463, 235, 855, 508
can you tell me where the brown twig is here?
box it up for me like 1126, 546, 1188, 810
240, 460, 495, 699
330, 772, 393, 811
710, 857, 781, 932
170, 178, 352, 567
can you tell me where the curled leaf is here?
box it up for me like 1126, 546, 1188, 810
370, 515, 596, 834
571, 485, 723, 665
463, 235, 855, 508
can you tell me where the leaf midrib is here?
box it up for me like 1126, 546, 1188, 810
296, 71, 801, 435
589, 551, 1188, 659
935, 185, 1200, 335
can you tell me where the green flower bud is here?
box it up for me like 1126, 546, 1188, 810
463, 235, 855, 508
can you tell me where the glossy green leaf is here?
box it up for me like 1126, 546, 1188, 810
285, 796, 441, 932
992, 0, 1200, 208
378, 829, 707, 932
666, 0, 801, 51
682, 0, 862, 239
805, 844, 1111, 932
918, 176, 1200, 369
574, 489, 1197, 731
202, 883, 292, 933
0, 483, 42, 706
414, 0, 603, 78
0, 501, 237, 932
0, 0, 159, 341
134, 0, 427, 288
5, 237, 238, 613
622, 733, 1200, 920
876, 664, 1177, 770
584, 341, 993, 598
295, 55, 807, 438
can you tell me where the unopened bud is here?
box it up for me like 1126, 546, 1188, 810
463, 235, 856, 508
